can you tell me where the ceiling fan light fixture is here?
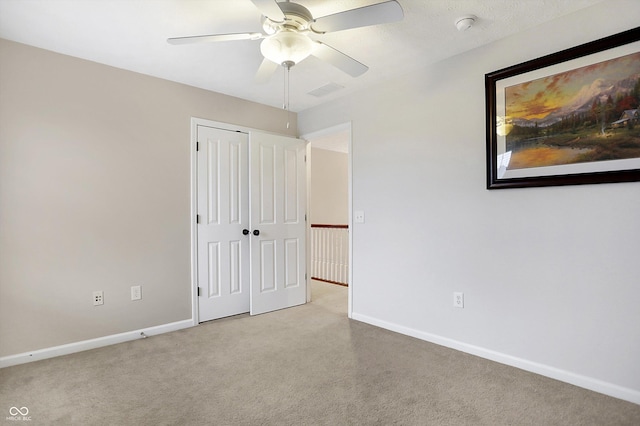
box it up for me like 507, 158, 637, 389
260, 30, 314, 66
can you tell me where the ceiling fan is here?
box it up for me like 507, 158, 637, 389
167, 0, 404, 83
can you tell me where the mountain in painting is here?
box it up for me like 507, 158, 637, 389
514, 72, 640, 128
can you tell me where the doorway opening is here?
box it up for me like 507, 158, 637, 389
302, 123, 353, 318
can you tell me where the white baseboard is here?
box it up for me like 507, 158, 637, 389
0, 319, 195, 369
351, 312, 640, 405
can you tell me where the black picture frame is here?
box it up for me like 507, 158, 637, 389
486, 27, 640, 189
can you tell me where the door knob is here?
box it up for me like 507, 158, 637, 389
253, 229, 260, 236
242, 229, 250, 235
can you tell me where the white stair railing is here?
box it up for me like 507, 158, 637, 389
310, 225, 349, 285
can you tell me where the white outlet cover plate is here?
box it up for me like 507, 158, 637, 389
453, 292, 464, 308
354, 210, 365, 224
93, 291, 104, 306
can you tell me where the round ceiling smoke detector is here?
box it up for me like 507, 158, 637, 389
455, 15, 476, 32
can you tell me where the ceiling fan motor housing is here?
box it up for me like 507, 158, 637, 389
262, 2, 313, 34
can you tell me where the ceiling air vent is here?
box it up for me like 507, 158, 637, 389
307, 82, 344, 98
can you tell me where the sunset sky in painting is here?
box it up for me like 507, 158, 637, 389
505, 51, 640, 120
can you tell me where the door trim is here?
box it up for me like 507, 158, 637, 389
300, 122, 353, 319
190, 117, 307, 323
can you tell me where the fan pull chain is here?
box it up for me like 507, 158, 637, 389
283, 64, 287, 111
283, 64, 291, 129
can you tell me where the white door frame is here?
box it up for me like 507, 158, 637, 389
190, 117, 308, 323
300, 122, 353, 319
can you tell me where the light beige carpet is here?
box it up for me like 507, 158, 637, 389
1, 281, 639, 425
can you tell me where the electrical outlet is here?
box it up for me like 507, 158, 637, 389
453, 292, 464, 308
93, 291, 104, 306
131, 285, 142, 301
354, 210, 365, 224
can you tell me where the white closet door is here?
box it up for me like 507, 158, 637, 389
249, 132, 307, 315
197, 126, 250, 321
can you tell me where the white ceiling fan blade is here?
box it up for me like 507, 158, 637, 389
311, 0, 403, 33
167, 33, 262, 45
250, 0, 285, 22
254, 58, 279, 84
312, 42, 368, 77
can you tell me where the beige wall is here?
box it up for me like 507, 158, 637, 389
0, 39, 296, 357
309, 147, 348, 225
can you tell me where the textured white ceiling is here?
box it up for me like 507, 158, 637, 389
0, 0, 606, 112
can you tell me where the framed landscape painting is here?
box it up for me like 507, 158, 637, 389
486, 27, 640, 189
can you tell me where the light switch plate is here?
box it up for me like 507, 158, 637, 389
131, 285, 142, 301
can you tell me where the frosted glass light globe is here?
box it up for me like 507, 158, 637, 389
260, 31, 314, 66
